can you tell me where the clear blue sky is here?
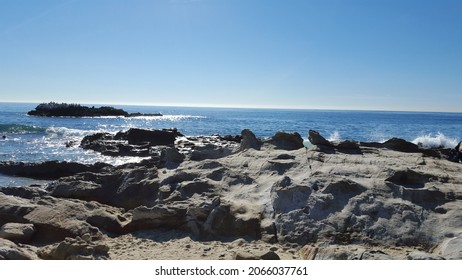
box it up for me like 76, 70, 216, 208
1, 0, 461, 111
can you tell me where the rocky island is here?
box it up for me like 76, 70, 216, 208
0, 128, 461, 260
27, 102, 162, 117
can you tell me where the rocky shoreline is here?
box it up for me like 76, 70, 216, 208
1, 128, 461, 260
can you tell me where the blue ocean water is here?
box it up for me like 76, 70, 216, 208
1, 102, 462, 170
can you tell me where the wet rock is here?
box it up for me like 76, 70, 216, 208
308, 130, 332, 146
382, 138, 420, 153
116, 128, 181, 146
266, 131, 304, 150
81, 128, 182, 157
0, 185, 48, 199
0, 161, 110, 180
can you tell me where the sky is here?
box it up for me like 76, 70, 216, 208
0, 0, 461, 112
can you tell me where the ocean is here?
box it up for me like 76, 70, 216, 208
1, 102, 461, 186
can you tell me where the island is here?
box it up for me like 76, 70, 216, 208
27, 102, 162, 117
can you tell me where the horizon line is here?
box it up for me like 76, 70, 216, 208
1, 100, 460, 114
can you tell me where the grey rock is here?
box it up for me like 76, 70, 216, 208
0, 223, 35, 242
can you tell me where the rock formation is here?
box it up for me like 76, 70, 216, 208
1, 129, 461, 259
27, 102, 162, 118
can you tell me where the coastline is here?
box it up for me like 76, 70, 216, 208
0, 128, 461, 260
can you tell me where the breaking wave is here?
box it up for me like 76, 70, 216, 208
45, 126, 99, 137
327, 131, 341, 141
412, 132, 458, 149
0, 124, 46, 134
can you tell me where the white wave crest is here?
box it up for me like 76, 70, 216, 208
412, 132, 458, 149
327, 131, 341, 142
130, 114, 206, 121
46, 126, 98, 137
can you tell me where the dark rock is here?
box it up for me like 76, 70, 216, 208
0, 185, 48, 199
334, 140, 362, 154
240, 129, 261, 151
48, 162, 160, 210
267, 131, 304, 150
382, 138, 420, 153
260, 251, 281, 260
81, 128, 183, 157
116, 128, 181, 146
308, 130, 333, 146
0, 161, 110, 180
219, 135, 242, 143
127, 112, 162, 117
28, 102, 129, 117
27, 102, 162, 118
385, 169, 435, 189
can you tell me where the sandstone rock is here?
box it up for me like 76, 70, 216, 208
438, 233, 462, 259
190, 144, 234, 161
48, 161, 160, 209
0, 238, 38, 260
301, 245, 396, 260
407, 251, 444, 260
233, 251, 260, 260
0, 193, 126, 242
233, 250, 280, 260
203, 204, 261, 239
0, 185, 48, 199
38, 236, 110, 260
0, 223, 35, 242
125, 204, 189, 232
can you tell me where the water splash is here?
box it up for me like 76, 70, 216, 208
327, 131, 341, 141
412, 132, 458, 149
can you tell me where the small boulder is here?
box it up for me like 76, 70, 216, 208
0, 238, 38, 260
38, 236, 110, 260
267, 131, 304, 150
240, 129, 260, 151
0, 223, 35, 242
308, 130, 332, 146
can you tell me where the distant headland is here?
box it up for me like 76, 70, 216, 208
27, 102, 162, 117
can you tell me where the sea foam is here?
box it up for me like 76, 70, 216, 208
412, 132, 458, 149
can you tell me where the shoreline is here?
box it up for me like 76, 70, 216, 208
1, 129, 461, 260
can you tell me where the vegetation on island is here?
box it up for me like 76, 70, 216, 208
27, 102, 162, 117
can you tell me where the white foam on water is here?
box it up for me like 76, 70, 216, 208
412, 132, 458, 149
327, 131, 341, 141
